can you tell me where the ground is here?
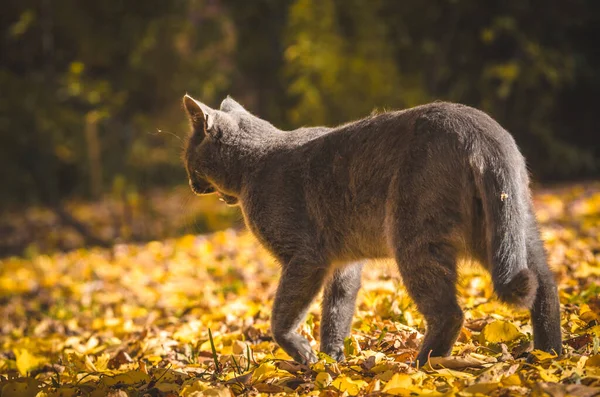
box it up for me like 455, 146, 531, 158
1, 183, 599, 396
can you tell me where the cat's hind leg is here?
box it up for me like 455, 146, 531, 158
271, 262, 328, 364
526, 218, 562, 356
394, 239, 464, 366
320, 261, 364, 361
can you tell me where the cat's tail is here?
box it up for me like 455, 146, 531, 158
473, 157, 538, 308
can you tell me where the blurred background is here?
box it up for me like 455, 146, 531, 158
1, 0, 599, 257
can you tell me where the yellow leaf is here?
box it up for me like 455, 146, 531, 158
315, 372, 333, 388
529, 349, 558, 362
311, 360, 326, 372
586, 355, 600, 367
382, 373, 413, 395
102, 370, 151, 386
180, 380, 211, 396
94, 353, 111, 371
251, 361, 276, 383
462, 382, 501, 394
376, 369, 396, 382
331, 375, 367, 396
502, 374, 521, 386
273, 348, 292, 360
344, 335, 361, 356
582, 325, 600, 337
481, 321, 522, 344
146, 355, 163, 365
317, 351, 337, 363
433, 368, 474, 380
13, 348, 47, 376
85, 354, 97, 372
538, 367, 560, 382
0, 379, 40, 397
149, 368, 189, 383
155, 382, 180, 393
250, 361, 292, 383
194, 387, 233, 397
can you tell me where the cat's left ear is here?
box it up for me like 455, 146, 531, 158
183, 94, 214, 132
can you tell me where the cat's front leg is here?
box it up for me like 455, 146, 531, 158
320, 262, 364, 361
271, 261, 328, 364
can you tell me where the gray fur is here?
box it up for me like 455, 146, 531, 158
182, 95, 562, 365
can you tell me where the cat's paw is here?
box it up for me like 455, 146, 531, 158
298, 350, 318, 365
322, 347, 345, 362
288, 341, 317, 365
274, 332, 317, 365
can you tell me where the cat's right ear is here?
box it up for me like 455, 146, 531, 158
183, 94, 214, 132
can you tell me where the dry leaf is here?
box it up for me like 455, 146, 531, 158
426, 354, 496, 369
480, 321, 522, 344
0, 184, 599, 396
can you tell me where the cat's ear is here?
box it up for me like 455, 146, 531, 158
183, 94, 214, 132
220, 96, 247, 113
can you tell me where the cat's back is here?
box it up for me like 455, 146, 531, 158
315, 101, 503, 142
406, 101, 516, 145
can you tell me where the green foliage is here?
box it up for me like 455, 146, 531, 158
0, 0, 598, 207
285, 0, 404, 125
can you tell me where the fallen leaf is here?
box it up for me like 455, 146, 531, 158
529, 349, 558, 363
108, 350, 133, 369
13, 348, 47, 376
381, 373, 413, 395
585, 354, 600, 367
331, 375, 367, 396
426, 354, 496, 369
480, 321, 522, 344
462, 382, 501, 394
315, 372, 333, 388
0, 379, 40, 397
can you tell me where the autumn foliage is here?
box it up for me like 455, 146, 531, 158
1, 183, 599, 396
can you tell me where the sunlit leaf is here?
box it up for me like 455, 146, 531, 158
331, 375, 367, 396
480, 321, 522, 344
13, 348, 47, 376
382, 373, 413, 395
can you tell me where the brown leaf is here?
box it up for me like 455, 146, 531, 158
498, 343, 514, 362
274, 360, 308, 373
425, 354, 496, 369
457, 327, 472, 343
108, 350, 134, 369
465, 318, 489, 332
225, 371, 253, 385
538, 383, 600, 397
565, 334, 593, 350
253, 383, 285, 393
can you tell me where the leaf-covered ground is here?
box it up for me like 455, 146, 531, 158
1, 183, 600, 397
0, 187, 238, 257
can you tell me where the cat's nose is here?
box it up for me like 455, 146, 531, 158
189, 179, 215, 195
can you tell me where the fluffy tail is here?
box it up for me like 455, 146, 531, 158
474, 160, 538, 308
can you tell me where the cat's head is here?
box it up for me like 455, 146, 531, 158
182, 94, 266, 205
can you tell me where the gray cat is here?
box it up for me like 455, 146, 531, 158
182, 94, 561, 365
